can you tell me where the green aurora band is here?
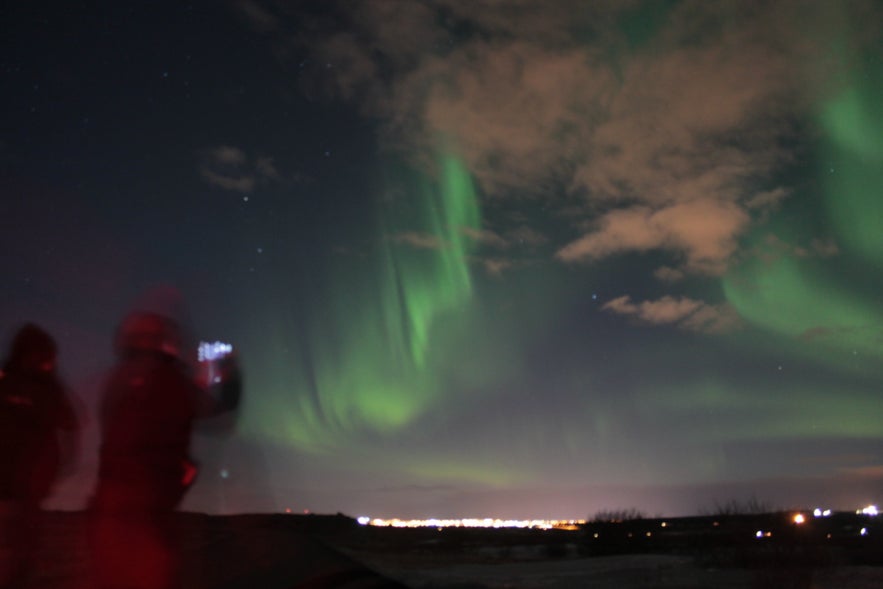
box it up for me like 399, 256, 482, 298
723, 28, 883, 367
819, 39, 883, 265
250, 151, 482, 454
723, 250, 883, 360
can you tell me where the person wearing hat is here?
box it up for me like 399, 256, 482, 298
0, 323, 79, 588
90, 287, 240, 589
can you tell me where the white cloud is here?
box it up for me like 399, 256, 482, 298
603, 295, 740, 333
750, 233, 841, 264
556, 199, 749, 274
481, 258, 513, 276
810, 238, 839, 258
199, 169, 255, 193
461, 227, 509, 250
603, 295, 703, 325
232, 0, 280, 33
199, 145, 280, 193
507, 226, 548, 247
654, 266, 685, 283
679, 303, 742, 334
392, 231, 445, 250
747, 187, 791, 210
210, 145, 248, 165
255, 156, 280, 180
286, 1, 879, 274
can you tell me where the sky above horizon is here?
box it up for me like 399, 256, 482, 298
2, 0, 883, 519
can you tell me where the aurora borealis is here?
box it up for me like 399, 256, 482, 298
3, 1, 883, 519
266, 150, 483, 449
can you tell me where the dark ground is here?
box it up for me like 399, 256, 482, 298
23, 511, 883, 588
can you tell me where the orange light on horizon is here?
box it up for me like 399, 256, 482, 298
359, 517, 586, 530
793, 513, 806, 524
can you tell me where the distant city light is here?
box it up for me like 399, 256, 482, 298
859, 505, 878, 516
359, 517, 585, 530
861, 527, 868, 536
755, 530, 772, 538
813, 508, 832, 517
793, 513, 805, 524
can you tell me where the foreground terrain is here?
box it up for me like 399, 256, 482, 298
23, 511, 883, 588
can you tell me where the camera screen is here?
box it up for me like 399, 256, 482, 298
198, 341, 233, 362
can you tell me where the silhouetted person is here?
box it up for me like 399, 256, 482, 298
90, 287, 240, 589
0, 323, 79, 588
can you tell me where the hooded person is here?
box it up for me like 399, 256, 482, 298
0, 323, 79, 588
90, 287, 241, 589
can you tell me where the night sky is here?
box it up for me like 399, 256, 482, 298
3, 1, 883, 519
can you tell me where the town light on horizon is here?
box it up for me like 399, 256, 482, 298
346, 502, 883, 527
358, 517, 585, 530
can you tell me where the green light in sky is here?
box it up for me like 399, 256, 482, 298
724, 254, 865, 337
809, 12, 883, 265
642, 379, 883, 441
407, 459, 527, 487
722, 248, 882, 360
819, 68, 883, 265
722, 27, 883, 366
250, 149, 482, 453
379, 152, 481, 370
617, 0, 676, 50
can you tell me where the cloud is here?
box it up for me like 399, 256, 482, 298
556, 199, 749, 274
393, 228, 515, 259
507, 226, 548, 247
211, 145, 248, 165
603, 295, 703, 324
654, 266, 685, 283
810, 238, 839, 258
232, 0, 280, 33
282, 1, 879, 274
839, 465, 883, 480
480, 258, 513, 276
679, 303, 742, 334
392, 231, 445, 250
799, 326, 850, 342
750, 233, 841, 264
199, 145, 280, 193
255, 156, 280, 180
747, 187, 791, 210
603, 295, 740, 333
461, 227, 509, 250
798, 324, 881, 345
200, 170, 255, 193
